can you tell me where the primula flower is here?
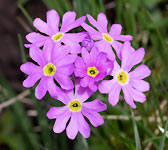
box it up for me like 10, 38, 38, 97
47, 79, 107, 139
82, 13, 133, 60
25, 9, 86, 54
20, 40, 76, 99
74, 47, 113, 92
98, 42, 151, 108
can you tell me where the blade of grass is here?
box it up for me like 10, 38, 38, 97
159, 115, 168, 150
18, 33, 27, 63
18, 4, 33, 25
131, 109, 142, 150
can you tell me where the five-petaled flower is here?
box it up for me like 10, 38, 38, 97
25, 9, 86, 54
20, 40, 76, 99
99, 42, 151, 108
47, 79, 107, 139
74, 47, 113, 91
82, 13, 133, 60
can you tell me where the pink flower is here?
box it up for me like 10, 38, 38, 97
98, 42, 151, 109
25, 10, 86, 54
47, 79, 107, 140
74, 47, 113, 92
20, 40, 76, 99
82, 13, 133, 60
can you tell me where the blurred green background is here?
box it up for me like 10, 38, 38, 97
0, 0, 168, 149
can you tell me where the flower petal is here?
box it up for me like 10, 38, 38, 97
87, 14, 102, 32
109, 24, 122, 36
26, 32, 48, 46
80, 76, 90, 88
47, 106, 68, 119
81, 23, 102, 40
82, 109, 104, 127
47, 9, 60, 33
63, 32, 86, 43
130, 86, 146, 103
108, 83, 121, 106
35, 77, 48, 99
111, 40, 123, 59
97, 13, 108, 33
43, 40, 54, 63
111, 61, 121, 76
47, 77, 58, 97
54, 73, 74, 90
75, 78, 94, 102
53, 110, 71, 133
113, 35, 133, 41
95, 40, 115, 61
83, 99, 107, 112
33, 18, 52, 35
122, 85, 136, 109
82, 47, 90, 64
66, 113, 78, 140
56, 64, 74, 75
98, 79, 116, 93
55, 54, 77, 67
129, 64, 151, 80
29, 46, 45, 66
57, 88, 74, 105
74, 56, 87, 77
77, 113, 90, 138
131, 79, 150, 92
20, 62, 42, 75
88, 77, 97, 92
23, 75, 41, 88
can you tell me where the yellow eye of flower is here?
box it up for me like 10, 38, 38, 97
87, 66, 99, 77
68, 100, 82, 112
43, 63, 56, 76
116, 70, 129, 85
102, 33, 113, 43
52, 33, 64, 42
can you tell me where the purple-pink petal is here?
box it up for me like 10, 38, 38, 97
47, 9, 60, 33
111, 40, 123, 59
35, 77, 48, 100
25, 32, 48, 46
97, 13, 108, 33
80, 76, 90, 88
130, 86, 146, 103
33, 18, 52, 35
83, 99, 107, 112
54, 73, 74, 90
75, 79, 94, 102
20, 62, 42, 75
23, 75, 41, 88
131, 79, 150, 92
99, 79, 115, 93
47, 106, 68, 119
56, 64, 74, 75
77, 113, 90, 138
53, 110, 71, 133
81, 23, 102, 40
129, 64, 151, 80
47, 77, 58, 97
113, 35, 133, 41
82, 109, 104, 127
29, 46, 45, 66
109, 24, 122, 36
108, 83, 121, 106
66, 113, 78, 140
88, 77, 98, 92
55, 54, 77, 67
122, 85, 136, 109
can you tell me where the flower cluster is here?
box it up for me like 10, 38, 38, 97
20, 10, 151, 139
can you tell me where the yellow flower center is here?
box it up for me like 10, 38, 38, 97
68, 100, 82, 112
52, 33, 64, 42
87, 66, 99, 77
102, 33, 113, 43
43, 63, 56, 76
116, 70, 129, 85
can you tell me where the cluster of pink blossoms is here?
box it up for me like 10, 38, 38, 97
20, 10, 151, 139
